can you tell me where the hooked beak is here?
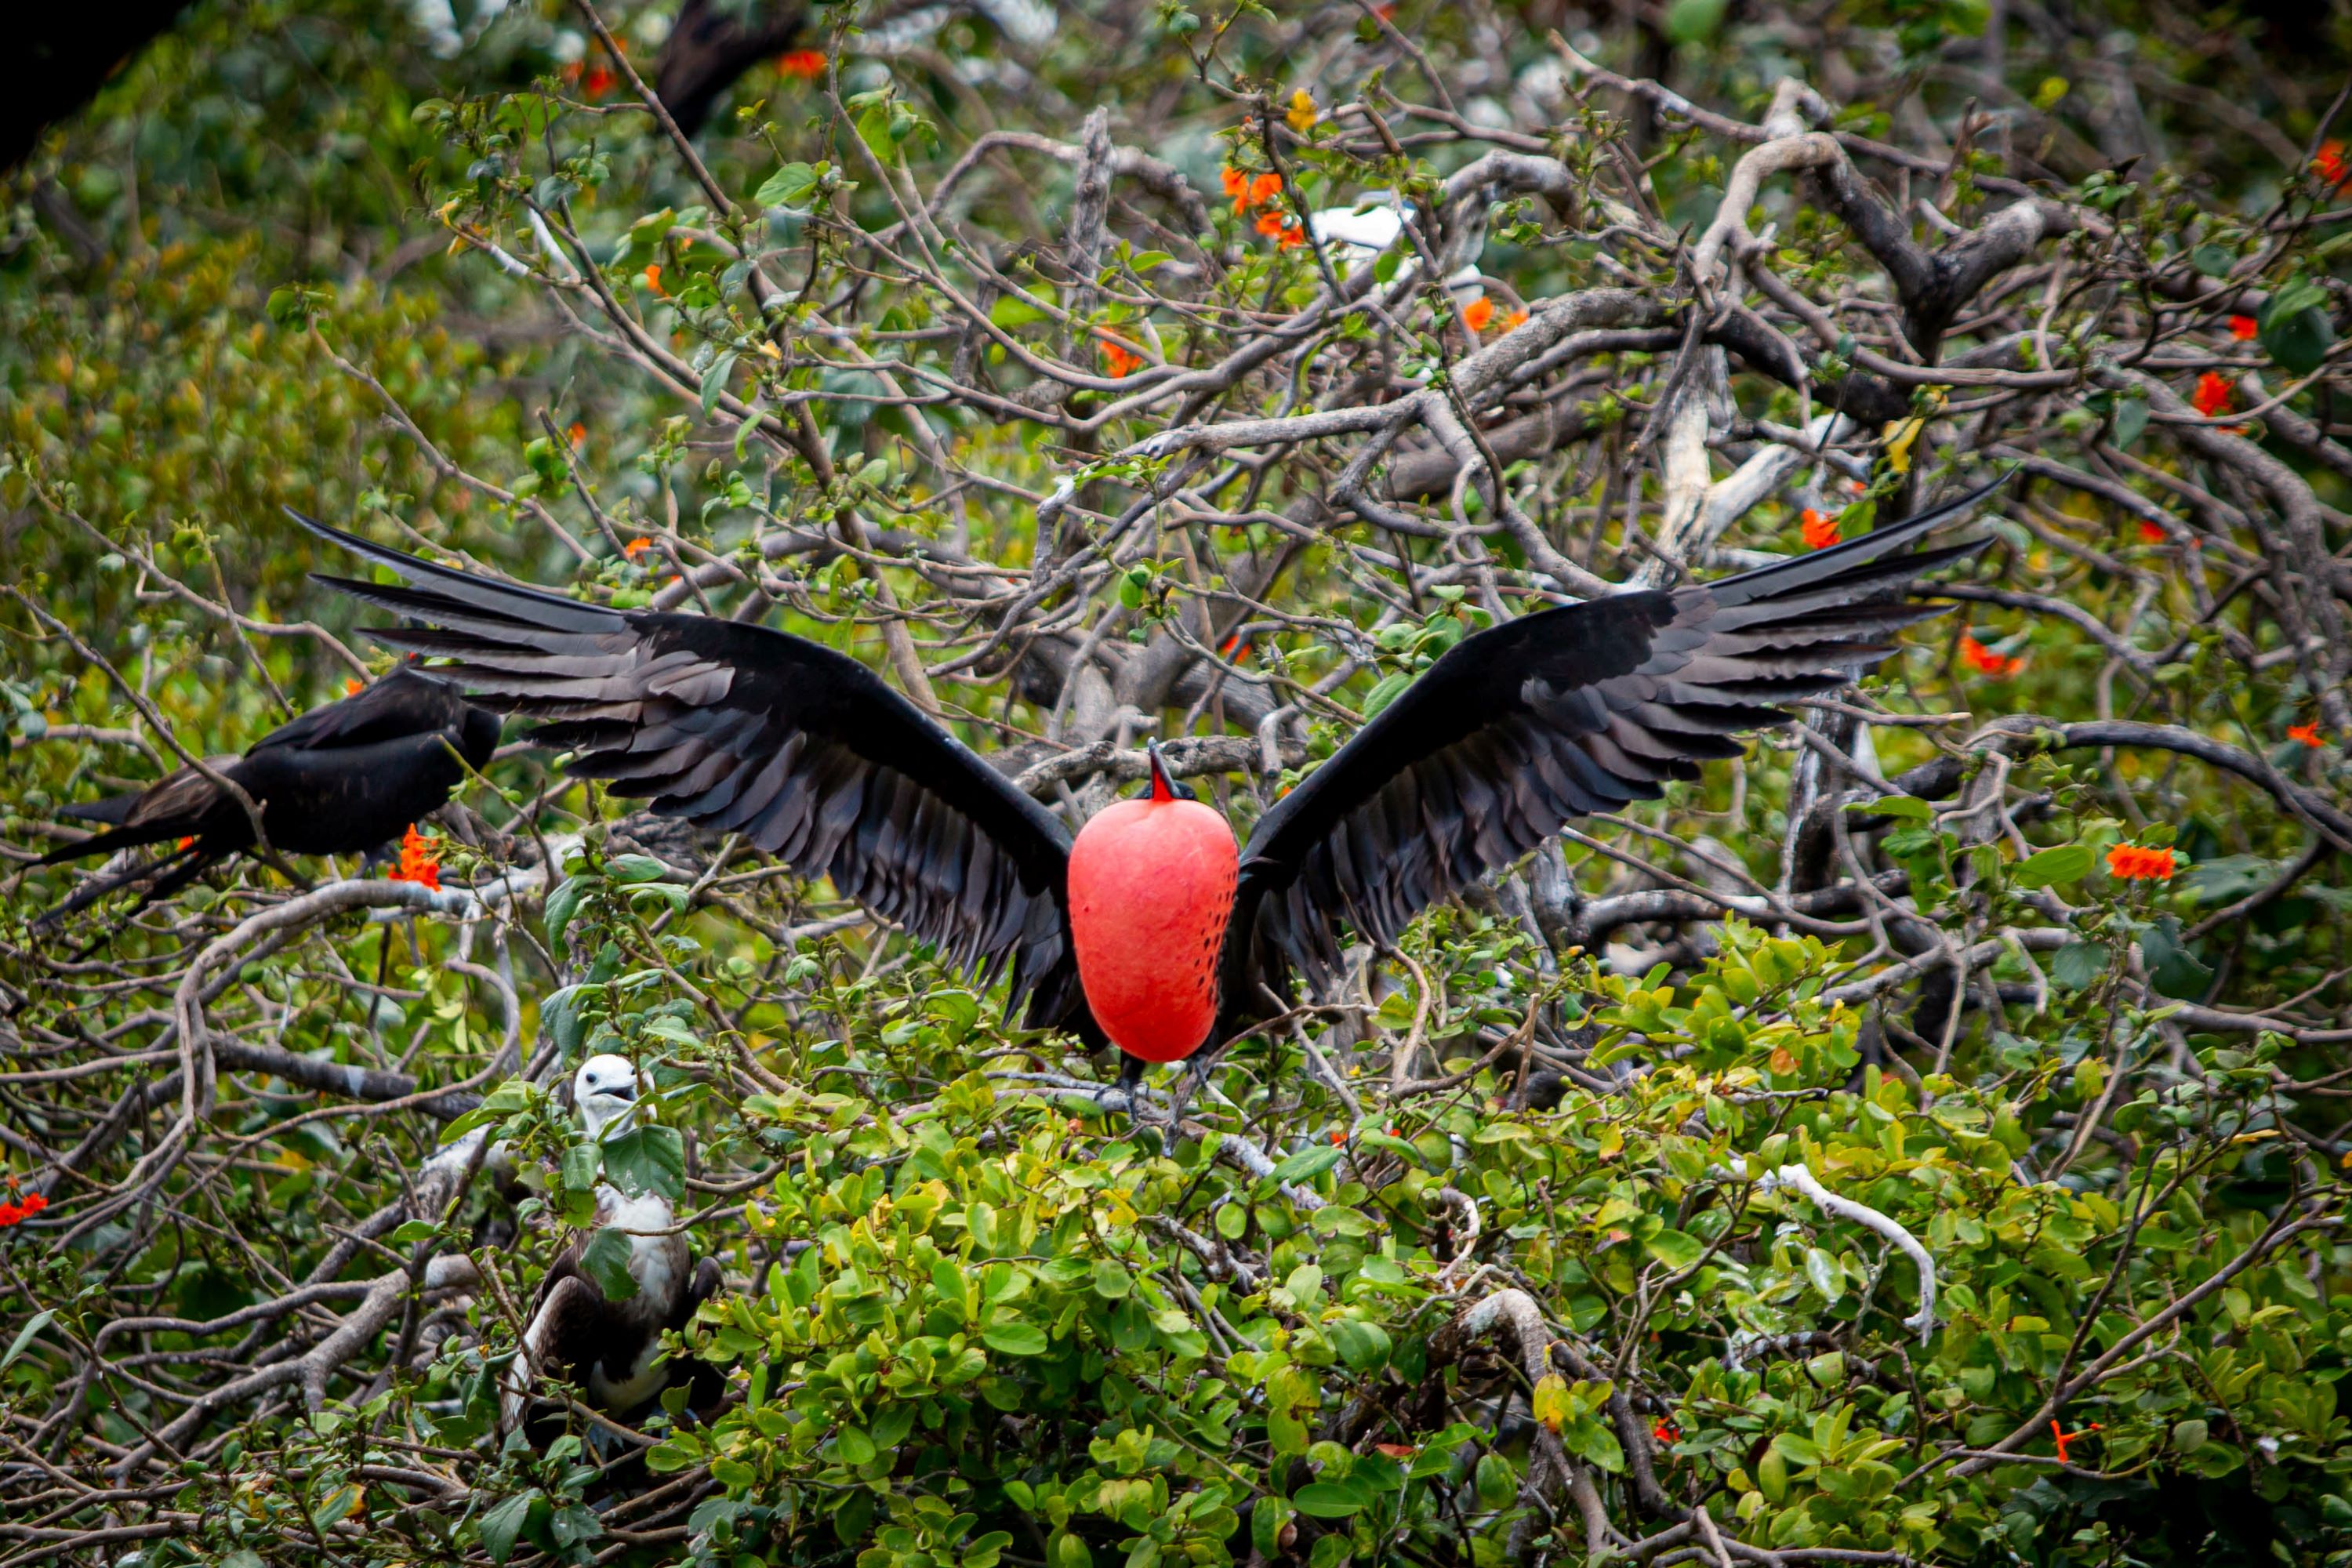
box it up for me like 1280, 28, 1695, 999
1146, 739, 1176, 804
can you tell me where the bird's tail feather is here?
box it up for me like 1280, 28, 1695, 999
35, 817, 202, 868
56, 793, 140, 829
32, 843, 214, 935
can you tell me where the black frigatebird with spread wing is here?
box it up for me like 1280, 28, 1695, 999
34, 666, 503, 929
296, 476, 1998, 1091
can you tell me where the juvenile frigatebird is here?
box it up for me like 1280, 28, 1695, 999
296, 476, 1998, 1090
33, 666, 502, 927
501, 1053, 722, 1434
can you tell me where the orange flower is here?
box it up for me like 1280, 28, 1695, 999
644, 263, 664, 296
568, 422, 586, 448
1224, 169, 1282, 215
1255, 210, 1303, 249
2316, 140, 2350, 188
777, 49, 827, 78
390, 825, 441, 892
1500, 307, 1529, 331
2105, 844, 2176, 881
177, 836, 195, 851
2191, 370, 2233, 418
0, 1203, 20, 1228
2138, 520, 2169, 544
2290, 721, 2324, 748
1461, 296, 1494, 332
1652, 1417, 1679, 1445
1960, 633, 2024, 677
1098, 337, 1143, 378
622, 536, 654, 560
346, 677, 365, 695
2050, 1419, 2102, 1463
1330, 1129, 1346, 1145
583, 65, 615, 100
18, 1192, 44, 1216
2228, 314, 2259, 340
1800, 507, 1840, 550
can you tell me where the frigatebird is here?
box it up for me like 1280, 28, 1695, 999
502, 1054, 722, 1434
33, 666, 502, 927
296, 475, 1998, 1089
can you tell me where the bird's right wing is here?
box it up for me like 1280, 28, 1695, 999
1224, 475, 2002, 1010
247, 666, 474, 754
295, 514, 1087, 1031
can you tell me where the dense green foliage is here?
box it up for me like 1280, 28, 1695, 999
5, 2, 2352, 1566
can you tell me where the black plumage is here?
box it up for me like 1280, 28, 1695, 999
296, 514, 1089, 1037
34, 666, 503, 927
295, 475, 1998, 1071
1215, 478, 1998, 1042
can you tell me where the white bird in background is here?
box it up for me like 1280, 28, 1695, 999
499, 1054, 720, 1437
1306, 193, 1486, 302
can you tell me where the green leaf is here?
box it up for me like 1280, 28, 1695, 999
608, 854, 670, 884
2261, 277, 2335, 376
478, 1490, 541, 1566
1473, 1451, 1517, 1509
2141, 916, 2215, 999
700, 351, 739, 419
1360, 671, 1413, 719
544, 877, 590, 953
1849, 794, 1931, 821
982, 1322, 1050, 1356
835, 1424, 877, 1465
389, 1219, 438, 1247
1643, 1229, 1704, 1269
2111, 394, 2149, 448
2014, 844, 2095, 888
1662, 0, 1726, 42
1269, 1145, 1343, 1184
1327, 1318, 1392, 1373
561, 1142, 602, 1192
0, 1308, 55, 1373
540, 985, 596, 1056
601, 1124, 686, 1200
1290, 1483, 1365, 1519
1561, 1415, 1626, 1474
580, 1225, 641, 1301
2052, 942, 2107, 992
1090, 1259, 1133, 1298
755, 162, 820, 209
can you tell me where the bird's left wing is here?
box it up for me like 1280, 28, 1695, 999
296, 514, 1087, 1031
1225, 476, 2001, 1013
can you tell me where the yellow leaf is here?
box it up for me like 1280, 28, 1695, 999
1531, 1373, 1570, 1433
1287, 89, 1319, 133
1882, 416, 1926, 474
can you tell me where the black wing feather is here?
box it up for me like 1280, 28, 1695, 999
1220, 473, 2004, 1023
292, 511, 1089, 1033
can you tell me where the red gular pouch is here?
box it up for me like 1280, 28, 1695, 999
1066, 744, 1239, 1063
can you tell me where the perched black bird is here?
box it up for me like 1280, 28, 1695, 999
501, 1054, 724, 1436
296, 477, 1998, 1091
33, 666, 502, 927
